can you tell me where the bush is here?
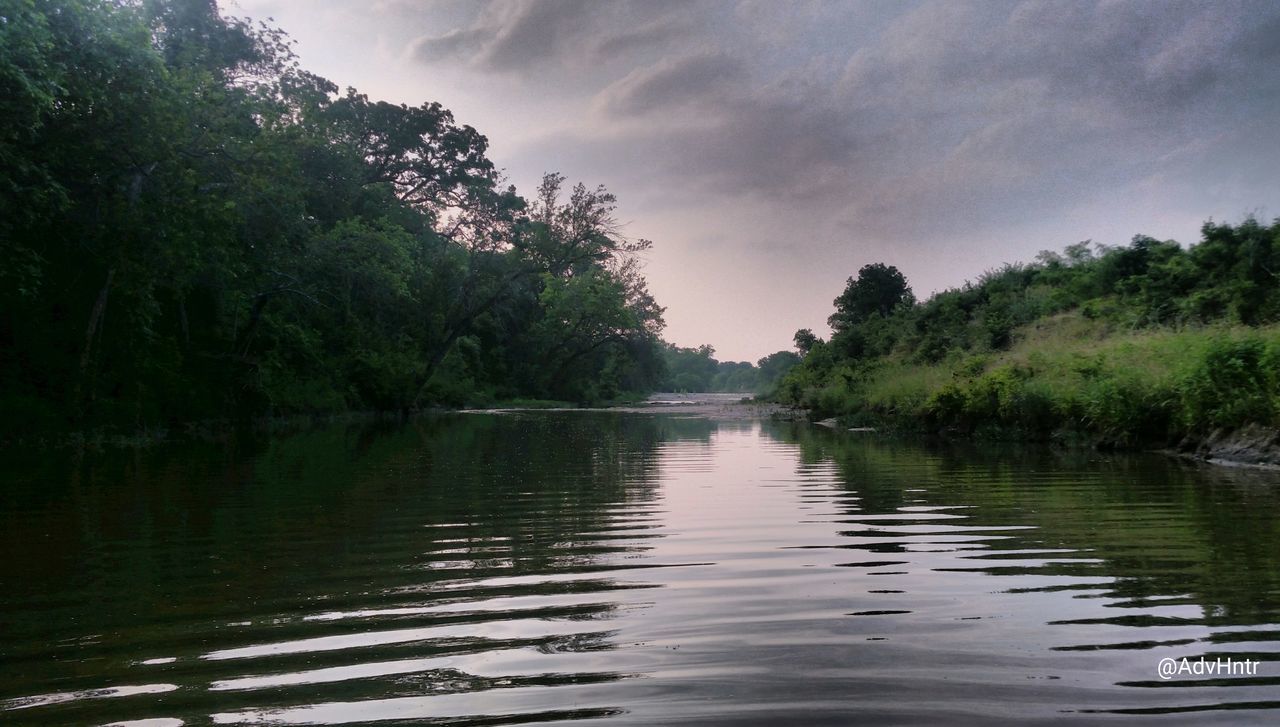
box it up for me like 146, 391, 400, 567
1179, 336, 1277, 431
1079, 374, 1174, 446
922, 381, 968, 429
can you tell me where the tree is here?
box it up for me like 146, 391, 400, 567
409, 171, 660, 405
828, 263, 914, 334
323, 89, 500, 225
757, 350, 801, 390
534, 267, 659, 399
662, 344, 719, 392
0, 0, 676, 436
793, 328, 819, 355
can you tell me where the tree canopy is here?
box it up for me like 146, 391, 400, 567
828, 263, 914, 334
659, 344, 799, 394
0, 0, 673, 438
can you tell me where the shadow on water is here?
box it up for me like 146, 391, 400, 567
0, 413, 713, 725
1, 413, 1278, 724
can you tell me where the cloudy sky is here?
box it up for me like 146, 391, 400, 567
221, 0, 1279, 361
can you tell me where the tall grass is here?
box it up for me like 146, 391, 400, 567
821, 315, 1280, 445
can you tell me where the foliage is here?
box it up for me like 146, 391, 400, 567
659, 344, 800, 394
828, 263, 914, 334
777, 217, 1280, 446
0, 0, 670, 439
1180, 336, 1279, 432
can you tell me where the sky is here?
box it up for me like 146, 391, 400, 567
220, 0, 1280, 362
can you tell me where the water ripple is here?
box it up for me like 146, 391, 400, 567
2, 414, 1279, 724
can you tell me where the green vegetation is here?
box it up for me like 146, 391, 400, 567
660, 344, 800, 394
776, 218, 1280, 448
0, 0, 671, 440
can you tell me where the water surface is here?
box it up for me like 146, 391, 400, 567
2, 411, 1279, 724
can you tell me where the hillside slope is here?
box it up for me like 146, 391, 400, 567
775, 218, 1280, 460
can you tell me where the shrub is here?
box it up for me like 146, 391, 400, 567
1179, 336, 1276, 431
1080, 374, 1174, 446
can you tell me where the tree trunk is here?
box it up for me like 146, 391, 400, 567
76, 267, 116, 415
236, 293, 272, 358
178, 295, 190, 346
546, 335, 621, 395
412, 328, 462, 408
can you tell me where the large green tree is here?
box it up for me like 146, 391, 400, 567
828, 263, 914, 334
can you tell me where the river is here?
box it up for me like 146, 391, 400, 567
2, 402, 1278, 724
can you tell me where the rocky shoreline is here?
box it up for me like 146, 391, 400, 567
1170, 424, 1280, 469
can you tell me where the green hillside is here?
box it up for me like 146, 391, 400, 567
776, 218, 1280, 450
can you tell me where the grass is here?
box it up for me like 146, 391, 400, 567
815, 313, 1280, 447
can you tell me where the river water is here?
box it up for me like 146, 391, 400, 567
2, 406, 1279, 725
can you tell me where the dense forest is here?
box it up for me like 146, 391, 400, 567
1, 0, 695, 440
777, 217, 1280, 449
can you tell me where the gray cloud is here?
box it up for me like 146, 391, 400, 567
823, 0, 1280, 235
489, 0, 1278, 231
410, 0, 698, 71
410, 0, 1280, 239
579, 51, 865, 201
593, 14, 695, 58
840, 0, 1279, 119
596, 52, 745, 116
380, 0, 1280, 355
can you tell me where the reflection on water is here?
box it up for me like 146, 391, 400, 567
1, 413, 1278, 724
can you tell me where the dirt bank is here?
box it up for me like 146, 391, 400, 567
1173, 425, 1280, 469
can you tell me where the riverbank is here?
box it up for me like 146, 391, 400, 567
777, 314, 1280, 467
807, 418, 1280, 470
611, 395, 797, 421
1167, 424, 1280, 469
465, 392, 798, 421
4, 393, 796, 451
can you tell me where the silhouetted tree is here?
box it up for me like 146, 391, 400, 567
828, 263, 913, 334
794, 328, 819, 355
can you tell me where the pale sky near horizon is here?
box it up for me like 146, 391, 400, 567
219, 0, 1279, 362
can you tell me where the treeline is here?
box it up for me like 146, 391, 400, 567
661, 344, 799, 394
778, 217, 1280, 447
0, 0, 669, 439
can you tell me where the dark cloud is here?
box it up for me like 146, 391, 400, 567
533, 0, 1280, 235
822, 0, 1280, 235
412, 26, 492, 63
596, 52, 745, 116
592, 15, 695, 58
840, 0, 1280, 119
409, 0, 698, 71
230, 0, 1280, 359
583, 51, 865, 201
403, 0, 1279, 353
